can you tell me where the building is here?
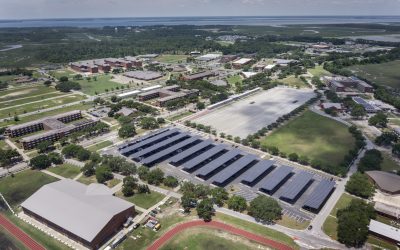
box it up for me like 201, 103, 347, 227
21, 180, 135, 249
195, 53, 222, 62
264, 64, 276, 71
323, 76, 374, 93
116, 107, 137, 116
241, 72, 258, 78
320, 102, 343, 111
220, 55, 238, 63
6, 111, 99, 150
124, 56, 143, 68
117, 90, 141, 99
232, 58, 253, 69
104, 58, 132, 69
182, 71, 216, 81
366, 171, 400, 195
329, 80, 346, 92
352, 97, 378, 113
369, 220, 400, 244
123, 71, 163, 81
211, 79, 228, 87
137, 85, 198, 107
273, 59, 297, 67
70, 62, 99, 73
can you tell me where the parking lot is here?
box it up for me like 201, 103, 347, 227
193, 87, 316, 138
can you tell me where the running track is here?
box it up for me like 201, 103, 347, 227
0, 214, 45, 250
147, 220, 294, 250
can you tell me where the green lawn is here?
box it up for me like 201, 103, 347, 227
0, 140, 11, 150
161, 227, 257, 250
167, 111, 194, 121
260, 110, 355, 170
279, 76, 310, 88
215, 213, 298, 249
226, 75, 242, 85
77, 174, 98, 185
77, 75, 124, 95
0, 85, 57, 102
308, 65, 332, 78
118, 191, 165, 209
86, 140, 113, 152
47, 164, 81, 179
0, 92, 66, 108
380, 152, 400, 172
0, 94, 87, 119
347, 60, 400, 89
0, 226, 28, 250
0, 170, 58, 207
155, 54, 188, 64
0, 102, 94, 127
49, 69, 76, 80
367, 235, 397, 250
0, 74, 18, 82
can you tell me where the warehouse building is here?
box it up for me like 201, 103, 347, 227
232, 58, 253, 69
21, 180, 135, 249
182, 71, 216, 81
124, 71, 163, 81
369, 220, 400, 245
323, 76, 374, 93
366, 171, 400, 195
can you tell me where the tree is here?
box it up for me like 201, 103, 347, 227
120, 162, 137, 176
147, 168, 164, 185
36, 141, 53, 153
351, 104, 366, 119
358, 149, 383, 172
288, 153, 299, 162
196, 198, 214, 221
95, 165, 113, 183
48, 152, 63, 165
137, 166, 149, 180
393, 143, 400, 158
337, 199, 376, 248
368, 112, 388, 128
140, 117, 159, 129
82, 161, 96, 176
196, 101, 205, 110
59, 76, 68, 82
122, 176, 138, 197
248, 196, 282, 223
118, 124, 136, 138
44, 80, 52, 87
227, 195, 247, 212
163, 176, 179, 188
345, 172, 375, 198
181, 193, 195, 212
76, 148, 91, 161
30, 155, 51, 170
210, 187, 228, 207
55, 81, 81, 92
375, 132, 397, 146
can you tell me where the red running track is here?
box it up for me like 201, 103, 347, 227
0, 214, 45, 250
147, 220, 294, 250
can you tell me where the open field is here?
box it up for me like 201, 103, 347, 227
308, 65, 332, 78
0, 85, 57, 102
193, 87, 315, 138
77, 75, 124, 95
167, 111, 194, 121
117, 191, 166, 209
0, 226, 28, 250
0, 140, 11, 150
160, 227, 262, 250
86, 140, 113, 152
49, 69, 76, 80
261, 110, 355, 169
0, 92, 67, 108
77, 174, 97, 185
226, 75, 242, 85
156, 54, 187, 64
47, 164, 81, 179
0, 102, 94, 127
347, 61, 400, 89
0, 94, 87, 119
279, 76, 310, 88
0, 170, 58, 207
380, 152, 400, 172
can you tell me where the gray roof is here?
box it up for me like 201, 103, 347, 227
21, 179, 133, 243
123, 71, 163, 80
366, 171, 400, 194
369, 220, 400, 242
303, 179, 335, 211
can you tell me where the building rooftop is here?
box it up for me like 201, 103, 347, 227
233, 58, 252, 65
366, 171, 400, 194
8, 111, 81, 131
21, 179, 134, 243
124, 71, 163, 80
369, 220, 400, 242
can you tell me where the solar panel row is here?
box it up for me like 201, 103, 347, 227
212, 154, 258, 186
118, 128, 169, 150
259, 166, 293, 194
168, 139, 213, 165
240, 160, 275, 185
196, 149, 242, 178
303, 179, 335, 211
182, 144, 226, 171
280, 171, 313, 202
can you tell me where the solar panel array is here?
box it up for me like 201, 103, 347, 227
303, 179, 335, 211
117, 127, 336, 213
240, 160, 275, 185
259, 166, 293, 194
279, 172, 313, 202
211, 154, 258, 185
196, 149, 242, 178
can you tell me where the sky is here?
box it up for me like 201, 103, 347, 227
0, 0, 400, 20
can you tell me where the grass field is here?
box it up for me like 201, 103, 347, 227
380, 152, 400, 172
0, 94, 87, 119
160, 227, 260, 250
77, 75, 124, 95
0, 92, 66, 108
167, 111, 194, 121
0, 140, 11, 150
279, 76, 310, 88
0, 85, 57, 102
226, 75, 242, 85
156, 54, 187, 64
118, 191, 165, 209
0, 74, 18, 82
0, 226, 28, 250
86, 140, 113, 152
77, 174, 97, 185
308, 65, 332, 78
260, 110, 355, 169
347, 60, 400, 89
276, 214, 310, 230
47, 164, 81, 179
0, 102, 94, 127
0, 170, 58, 207
49, 69, 76, 80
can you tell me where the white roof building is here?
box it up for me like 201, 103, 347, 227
369, 219, 400, 243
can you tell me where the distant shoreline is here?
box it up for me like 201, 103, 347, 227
1, 16, 400, 28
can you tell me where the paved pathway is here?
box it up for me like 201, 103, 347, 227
0, 214, 45, 250
41, 170, 65, 180
0, 93, 77, 111
146, 220, 294, 250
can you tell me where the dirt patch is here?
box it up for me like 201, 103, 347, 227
0, 88, 36, 99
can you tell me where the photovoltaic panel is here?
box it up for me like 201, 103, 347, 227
182, 144, 226, 171
211, 154, 258, 185
119, 128, 179, 155
118, 128, 170, 150
303, 179, 335, 211
168, 139, 213, 165
259, 166, 293, 194
279, 171, 313, 202
140, 136, 201, 165
240, 160, 275, 185
196, 149, 242, 178
129, 132, 189, 160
